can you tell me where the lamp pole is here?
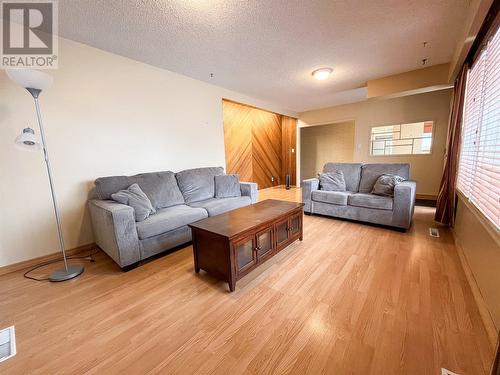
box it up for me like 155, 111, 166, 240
28, 88, 70, 274
8, 69, 84, 282
24, 87, 84, 282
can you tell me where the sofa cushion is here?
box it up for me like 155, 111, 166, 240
215, 174, 241, 198
311, 190, 352, 206
111, 183, 156, 222
175, 167, 224, 203
371, 174, 406, 197
348, 193, 393, 211
136, 204, 208, 240
188, 196, 251, 216
323, 163, 362, 192
95, 171, 185, 209
359, 164, 409, 193
319, 171, 346, 191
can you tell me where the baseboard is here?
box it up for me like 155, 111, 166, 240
259, 185, 299, 191
0, 243, 96, 277
416, 194, 437, 200
454, 238, 498, 350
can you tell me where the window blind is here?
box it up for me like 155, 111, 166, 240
457, 53, 485, 197
457, 25, 500, 229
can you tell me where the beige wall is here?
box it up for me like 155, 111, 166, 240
0, 37, 296, 267
298, 89, 452, 196
367, 63, 451, 98
300, 121, 355, 180
454, 196, 500, 331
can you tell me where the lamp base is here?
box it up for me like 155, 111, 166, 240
48, 264, 84, 282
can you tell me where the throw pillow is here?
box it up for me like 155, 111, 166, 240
371, 174, 406, 197
319, 171, 346, 191
111, 183, 156, 221
215, 174, 241, 198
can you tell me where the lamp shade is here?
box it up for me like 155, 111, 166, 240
6, 69, 53, 90
15, 128, 40, 151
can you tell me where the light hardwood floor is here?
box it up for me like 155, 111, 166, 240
0, 187, 495, 374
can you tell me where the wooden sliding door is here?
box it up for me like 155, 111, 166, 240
223, 100, 296, 189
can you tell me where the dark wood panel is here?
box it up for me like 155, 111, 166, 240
281, 116, 297, 186
493, 338, 500, 375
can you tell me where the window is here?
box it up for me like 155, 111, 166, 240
457, 25, 499, 229
370, 121, 434, 156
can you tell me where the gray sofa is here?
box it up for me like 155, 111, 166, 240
88, 167, 258, 269
302, 163, 416, 230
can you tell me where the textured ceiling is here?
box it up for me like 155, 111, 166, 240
58, 0, 470, 112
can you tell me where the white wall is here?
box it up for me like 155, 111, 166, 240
0, 37, 296, 267
298, 90, 452, 196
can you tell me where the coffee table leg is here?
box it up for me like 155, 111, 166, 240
193, 249, 200, 273
300, 214, 304, 241
192, 231, 200, 273
228, 278, 236, 292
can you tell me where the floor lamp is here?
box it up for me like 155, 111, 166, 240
7, 69, 84, 282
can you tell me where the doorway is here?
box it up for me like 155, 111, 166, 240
300, 121, 355, 180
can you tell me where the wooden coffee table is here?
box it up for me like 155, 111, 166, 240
189, 199, 304, 292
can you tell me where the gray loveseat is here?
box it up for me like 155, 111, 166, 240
302, 163, 416, 230
89, 167, 258, 269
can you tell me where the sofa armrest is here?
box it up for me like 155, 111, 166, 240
88, 199, 141, 268
240, 182, 258, 203
392, 180, 417, 229
301, 178, 320, 213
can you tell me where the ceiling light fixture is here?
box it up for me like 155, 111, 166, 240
312, 67, 333, 81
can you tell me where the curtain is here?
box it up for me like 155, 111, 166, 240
434, 64, 468, 226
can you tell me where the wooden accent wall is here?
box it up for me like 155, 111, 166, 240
223, 100, 296, 189
251, 110, 282, 188
222, 101, 253, 182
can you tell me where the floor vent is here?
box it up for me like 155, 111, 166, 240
441, 368, 460, 375
0, 326, 16, 363
429, 227, 440, 238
